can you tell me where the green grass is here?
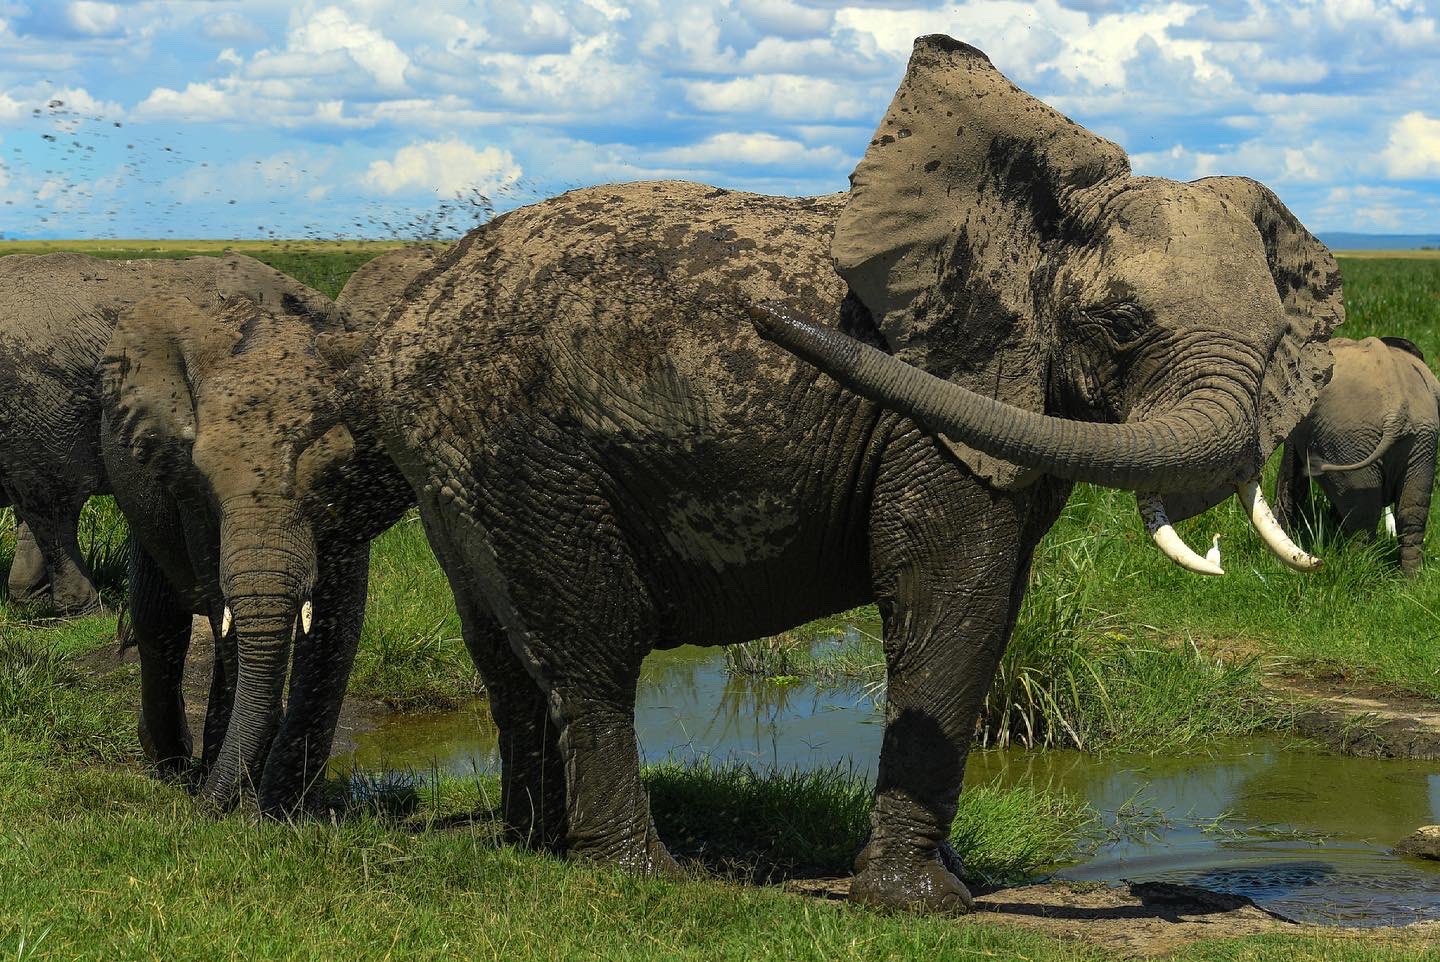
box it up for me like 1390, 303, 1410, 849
0, 638, 1427, 962
351, 515, 478, 711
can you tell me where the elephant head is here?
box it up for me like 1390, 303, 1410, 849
102, 263, 389, 804
750, 36, 1343, 575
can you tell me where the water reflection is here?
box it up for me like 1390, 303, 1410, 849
339, 643, 1440, 927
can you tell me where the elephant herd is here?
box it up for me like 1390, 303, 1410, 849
0, 35, 1432, 912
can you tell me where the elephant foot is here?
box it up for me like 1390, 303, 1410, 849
569, 823, 682, 877
137, 708, 193, 781
51, 585, 103, 617
850, 837, 975, 914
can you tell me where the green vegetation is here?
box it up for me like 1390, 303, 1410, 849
0, 631, 1426, 962
0, 246, 1436, 960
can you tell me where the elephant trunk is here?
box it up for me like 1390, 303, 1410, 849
750, 304, 1254, 494
200, 497, 316, 809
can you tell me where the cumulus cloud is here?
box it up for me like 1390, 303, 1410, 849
364, 139, 523, 196
653, 132, 849, 169
136, 82, 234, 121
685, 74, 870, 120
63, 1, 122, 38
285, 6, 410, 91
1383, 112, 1440, 179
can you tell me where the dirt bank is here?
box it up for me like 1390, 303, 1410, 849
788, 877, 1440, 957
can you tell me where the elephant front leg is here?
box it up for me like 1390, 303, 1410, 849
128, 538, 195, 777
854, 457, 1045, 913
258, 544, 370, 814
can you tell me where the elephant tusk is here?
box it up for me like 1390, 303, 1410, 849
300, 600, 313, 635
1236, 480, 1323, 571
221, 606, 233, 636
1137, 493, 1224, 576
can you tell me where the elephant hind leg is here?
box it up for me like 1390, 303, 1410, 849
414, 475, 675, 875
459, 594, 567, 852
6, 520, 50, 603
8, 491, 100, 614
1394, 436, 1435, 576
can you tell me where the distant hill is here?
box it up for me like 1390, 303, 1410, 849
1320, 232, 1440, 251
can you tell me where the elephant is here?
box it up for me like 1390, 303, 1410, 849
336, 246, 442, 329
338, 36, 1342, 912
0, 252, 294, 613
1273, 336, 1440, 574
99, 253, 413, 810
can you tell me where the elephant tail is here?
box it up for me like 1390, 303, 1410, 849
1309, 409, 1404, 475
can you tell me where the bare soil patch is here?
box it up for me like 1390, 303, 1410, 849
787, 877, 1440, 957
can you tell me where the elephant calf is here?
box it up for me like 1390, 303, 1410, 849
101, 253, 417, 810
0, 253, 292, 613
1275, 336, 1440, 574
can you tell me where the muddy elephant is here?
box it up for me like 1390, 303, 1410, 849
1274, 336, 1439, 574
100, 254, 412, 810
339, 36, 1342, 911
336, 246, 442, 329
0, 253, 301, 613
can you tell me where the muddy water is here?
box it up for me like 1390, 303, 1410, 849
338, 641, 1440, 927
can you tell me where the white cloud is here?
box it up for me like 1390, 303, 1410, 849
654, 132, 848, 169
1383, 112, 1440, 179
0, 91, 24, 123
217, 48, 243, 68
136, 82, 234, 121
735, 0, 834, 37
203, 11, 268, 45
364, 139, 523, 196
279, 5, 410, 91
483, 35, 646, 110
64, 1, 121, 38
685, 74, 869, 120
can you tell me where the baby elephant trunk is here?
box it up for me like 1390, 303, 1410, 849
200, 498, 317, 809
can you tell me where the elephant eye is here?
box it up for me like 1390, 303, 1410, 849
1080, 301, 1150, 348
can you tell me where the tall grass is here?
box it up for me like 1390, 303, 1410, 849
351, 515, 478, 711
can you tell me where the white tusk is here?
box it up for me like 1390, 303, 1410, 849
1236, 480, 1323, 571
221, 607, 233, 636
300, 600, 313, 635
1137, 493, 1225, 576
1384, 505, 1397, 538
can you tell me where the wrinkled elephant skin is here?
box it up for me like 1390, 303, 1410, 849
344, 37, 1343, 911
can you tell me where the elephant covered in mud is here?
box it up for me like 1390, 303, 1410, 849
101, 254, 412, 810
1274, 336, 1439, 574
339, 36, 1342, 911
337, 246, 442, 329
0, 253, 309, 613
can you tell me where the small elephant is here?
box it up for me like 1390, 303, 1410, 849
0, 253, 283, 613
100, 254, 413, 810
344, 36, 1342, 911
1274, 336, 1440, 574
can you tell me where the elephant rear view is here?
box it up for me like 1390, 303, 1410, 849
0, 252, 268, 613
1275, 336, 1440, 574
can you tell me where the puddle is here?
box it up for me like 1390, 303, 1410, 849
337, 640, 1440, 928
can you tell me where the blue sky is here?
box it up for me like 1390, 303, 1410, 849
1, 0, 1437, 239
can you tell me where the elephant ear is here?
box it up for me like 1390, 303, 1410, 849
833, 35, 1131, 488
101, 295, 201, 481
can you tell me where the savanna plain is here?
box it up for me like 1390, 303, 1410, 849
2, 242, 1439, 960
